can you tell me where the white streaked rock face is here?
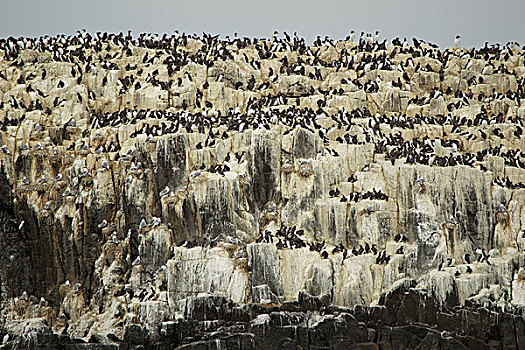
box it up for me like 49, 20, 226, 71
1, 32, 524, 342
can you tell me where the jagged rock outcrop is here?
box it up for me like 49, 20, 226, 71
0, 32, 525, 349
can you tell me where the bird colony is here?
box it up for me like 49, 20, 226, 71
0, 31, 525, 348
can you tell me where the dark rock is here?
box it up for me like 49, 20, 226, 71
123, 324, 145, 345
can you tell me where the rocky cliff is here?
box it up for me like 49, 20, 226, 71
0, 32, 525, 349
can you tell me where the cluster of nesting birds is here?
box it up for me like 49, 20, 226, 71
254, 222, 495, 273
0, 31, 524, 260
328, 188, 389, 202
256, 223, 396, 264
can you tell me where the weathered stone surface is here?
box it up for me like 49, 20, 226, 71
1, 32, 525, 349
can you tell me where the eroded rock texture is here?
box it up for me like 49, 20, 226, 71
0, 32, 525, 349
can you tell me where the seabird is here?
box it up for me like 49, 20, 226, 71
454, 35, 461, 48
226, 235, 240, 245
98, 220, 108, 228
110, 232, 119, 244
151, 217, 161, 227
475, 248, 491, 265
190, 170, 202, 178
159, 186, 170, 197
132, 256, 141, 266
394, 234, 408, 243
366, 33, 373, 44
349, 30, 355, 42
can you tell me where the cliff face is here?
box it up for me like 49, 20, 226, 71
0, 33, 525, 349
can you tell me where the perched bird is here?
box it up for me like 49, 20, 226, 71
454, 35, 461, 48
475, 248, 491, 265
226, 235, 240, 245
132, 256, 141, 266
394, 234, 408, 243
151, 217, 161, 227
156, 265, 166, 275
101, 159, 110, 170
159, 186, 170, 197
110, 232, 119, 244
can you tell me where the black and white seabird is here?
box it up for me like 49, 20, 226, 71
454, 35, 461, 48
